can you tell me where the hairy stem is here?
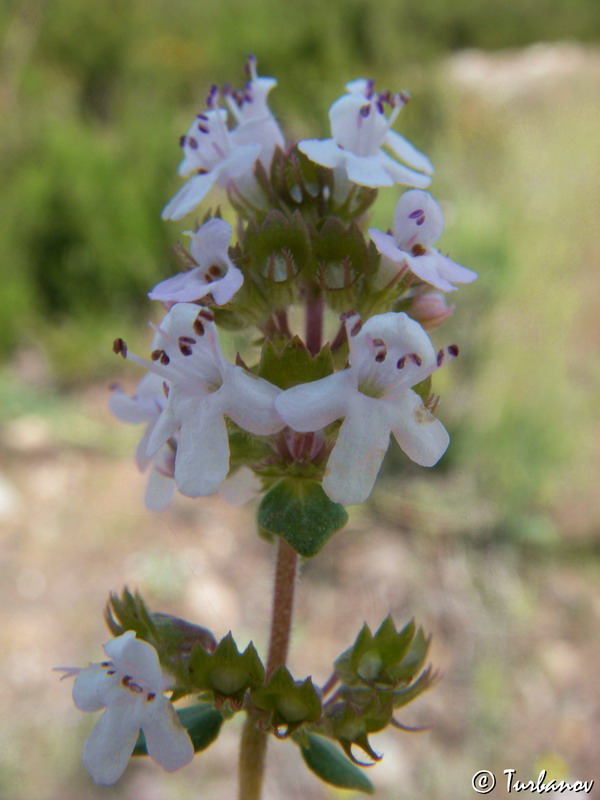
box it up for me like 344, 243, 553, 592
238, 539, 299, 800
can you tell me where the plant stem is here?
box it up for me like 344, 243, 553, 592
238, 538, 299, 800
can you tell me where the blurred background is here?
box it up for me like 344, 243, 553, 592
1, 0, 599, 798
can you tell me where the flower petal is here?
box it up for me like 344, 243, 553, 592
104, 632, 164, 690
174, 401, 229, 496
323, 396, 393, 505
297, 138, 346, 170
72, 666, 112, 712
384, 130, 434, 175
404, 253, 459, 292
393, 189, 444, 247
433, 252, 478, 285
141, 696, 194, 772
81, 701, 142, 785
390, 389, 449, 467
275, 371, 353, 432
162, 173, 216, 221
377, 152, 432, 189
222, 367, 284, 435
208, 264, 244, 305
149, 268, 213, 304
368, 228, 406, 264
145, 465, 175, 512
343, 151, 394, 187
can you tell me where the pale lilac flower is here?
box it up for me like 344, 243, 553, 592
298, 79, 433, 189
162, 58, 283, 221
121, 303, 284, 497
149, 218, 243, 306
109, 373, 176, 512
56, 631, 193, 785
275, 312, 454, 505
369, 190, 478, 291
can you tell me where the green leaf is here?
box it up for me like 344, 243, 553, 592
133, 703, 223, 756
257, 336, 333, 390
258, 478, 348, 557
300, 734, 374, 793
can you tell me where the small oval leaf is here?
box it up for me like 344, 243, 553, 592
300, 733, 374, 793
258, 479, 348, 557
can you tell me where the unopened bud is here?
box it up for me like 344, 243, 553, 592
409, 292, 454, 331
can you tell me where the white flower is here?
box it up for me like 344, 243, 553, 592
298, 79, 433, 189
109, 373, 176, 512
56, 631, 193, 785
369, 190, 478, 291
122, 303, 284, 497
149, 218, 243, 306
162, 58, 283, 221
275, 311, 454, 505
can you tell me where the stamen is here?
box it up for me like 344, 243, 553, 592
106, 670, 115, 675
425, 393, 440, 414
178, 337, 195, 356
411, 243, 427, 256
208, 264, 223, 277
397, 355, 406, 369
113, 338, 128, 358
360, 103, 371, 118
408, 208, 425, 224
162, 381, 170, 398
147, 692, 156, 702
448, 344, 459, 357
122, 675, 144, 693
187, 136, 199, 149
409, 353, 422, 366
193, 318, 205, 336
151, 349, 171, 365
179, 134, 187, 148
350, 319, 362, 337
198, 309, 215, 322
197, 123, 209, 134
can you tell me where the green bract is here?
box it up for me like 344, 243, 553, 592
258, 478, 348, 557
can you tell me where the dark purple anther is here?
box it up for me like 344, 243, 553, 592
448, 344, 459, 357
360, 104, 371, 118
409, 208, 426, 226
409, 353, 422, 367
187, 136, 199, 149
179, 135, 187, 148
436, 349, 444, 367
375, 99, 384, 114
397, 355, 406, 369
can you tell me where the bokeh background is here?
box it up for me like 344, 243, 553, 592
1, 1, 599, 798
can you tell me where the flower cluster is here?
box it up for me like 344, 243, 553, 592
61, 58, 477, 791
111, 57, 476, 519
